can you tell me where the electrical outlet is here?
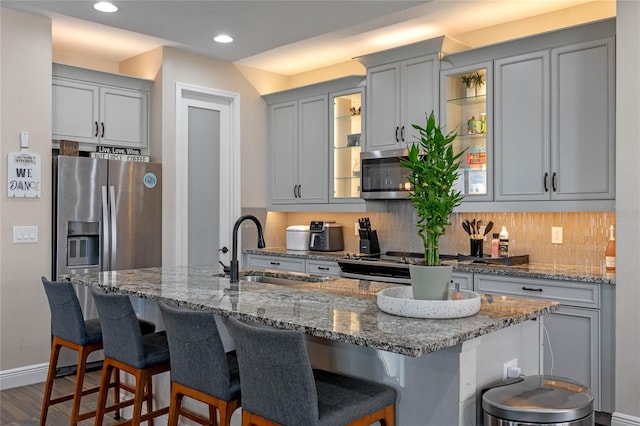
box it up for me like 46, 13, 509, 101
503, 358, 518, 379
354, 222, 359, 236
551, 227, 563, 244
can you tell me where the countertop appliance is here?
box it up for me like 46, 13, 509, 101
338, 251, 457, 284
308, 221, 344, 252
52, 155, 162, 374
286, 225, 310, 251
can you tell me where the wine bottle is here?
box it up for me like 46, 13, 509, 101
605, 225, 616, 271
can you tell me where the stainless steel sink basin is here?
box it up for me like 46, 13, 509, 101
240, 275, 328, 285
241, 275, 308, 286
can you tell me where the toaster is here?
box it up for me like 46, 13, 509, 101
308, 221, 344, 252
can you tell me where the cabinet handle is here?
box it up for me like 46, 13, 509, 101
270, 261, 281, 266
293, 185, 297, 198
95, 121, 99, 137
395, 126, 400, 142
543, 173, 549, 192
401, 126, 405, 142
297, 185, 302, 198
317, 266, 330, 271
552, 172, 557, 192
522, 286, 543, 292
101, 122, 105, 138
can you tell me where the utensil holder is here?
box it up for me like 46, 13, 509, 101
470, 238, 483, 257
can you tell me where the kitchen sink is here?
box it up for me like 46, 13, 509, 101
241, 275, 310, 286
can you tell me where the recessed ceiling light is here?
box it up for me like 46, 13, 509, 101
214, 34, 233, 44
94, 2, 118, 13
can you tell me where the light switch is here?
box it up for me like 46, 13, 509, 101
13, 226, 38, 243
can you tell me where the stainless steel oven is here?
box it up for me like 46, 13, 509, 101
360, 148, 411, 200
338, 252, 458, 284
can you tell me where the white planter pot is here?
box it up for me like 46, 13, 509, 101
409, 264, 452, 300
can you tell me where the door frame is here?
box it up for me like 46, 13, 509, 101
175, 82, 240, 266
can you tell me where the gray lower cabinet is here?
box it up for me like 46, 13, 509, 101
451, 272, 473, 291
474, 274, 612, 412
244, 254, 340, 277
244, 254, 306, 273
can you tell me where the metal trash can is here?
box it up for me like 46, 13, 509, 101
483, 375, 594, 425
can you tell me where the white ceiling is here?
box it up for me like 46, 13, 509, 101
2, 0, 610, 76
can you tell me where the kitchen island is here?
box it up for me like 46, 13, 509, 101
71, 266, 558, 425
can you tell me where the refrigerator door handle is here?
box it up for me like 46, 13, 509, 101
101, 186, 110, 270
109, 186, 117, 269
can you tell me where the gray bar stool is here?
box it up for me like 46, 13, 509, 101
40, 277, 155, 425
226, 316, 396, 426
91, 288, 171, 425
159, 302, 241, 426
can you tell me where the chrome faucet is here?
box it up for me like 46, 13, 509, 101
230, 215, 265, 283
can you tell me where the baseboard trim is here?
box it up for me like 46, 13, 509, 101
0, 363, 49, 391
612, 412, 640, 426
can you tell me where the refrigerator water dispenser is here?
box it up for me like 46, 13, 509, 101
66, 221, 99, 267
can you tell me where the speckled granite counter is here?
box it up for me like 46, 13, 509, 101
244, 247, 616, 285
71, 266, 557, 357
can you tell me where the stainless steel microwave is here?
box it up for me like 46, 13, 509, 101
360, 148, 411, 200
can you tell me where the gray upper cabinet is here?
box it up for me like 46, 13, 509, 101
495, 38, 615, 201
357, 36, 468, 152
551, 38, 615, 200
264, 76, 386, 212
269, 95, 328, 205
365, 54, 439, 150
442, 19, 615, 211
52, 63, 150, 149
494, 50, 551, 200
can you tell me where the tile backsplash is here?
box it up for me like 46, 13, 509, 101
243, 204, 615, 268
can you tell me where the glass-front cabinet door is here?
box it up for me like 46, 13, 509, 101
441, 62, 493, 202
330, 87, 364, 202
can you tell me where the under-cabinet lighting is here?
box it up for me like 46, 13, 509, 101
94, 2, 118, 13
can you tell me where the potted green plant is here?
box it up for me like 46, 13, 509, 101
460, 72, 485, 97
400, 111, 465, 300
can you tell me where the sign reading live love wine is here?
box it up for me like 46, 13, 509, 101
8, 149, 41, 198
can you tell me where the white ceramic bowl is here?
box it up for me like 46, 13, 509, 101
377, 287, 481, 319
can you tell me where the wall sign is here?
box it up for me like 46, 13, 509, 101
8, 149, 41, 198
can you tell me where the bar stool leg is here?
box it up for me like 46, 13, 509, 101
145, 374, 154, 426
70, 344, 92, 425
167, 383, 184, 426
40, 338, 62, 425
95, 361, 115, 426
112, 367, 121, 420
130, 369, 148, 425
219, 399, 239, 426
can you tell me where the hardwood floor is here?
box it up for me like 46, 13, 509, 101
0, 369, 145, 425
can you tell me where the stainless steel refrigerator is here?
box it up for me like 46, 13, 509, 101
52, 155, 162, 373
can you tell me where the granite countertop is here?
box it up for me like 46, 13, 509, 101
71, 266, 558, 357
244, 247, 616, 285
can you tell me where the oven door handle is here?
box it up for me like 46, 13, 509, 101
340, 272, 411, 285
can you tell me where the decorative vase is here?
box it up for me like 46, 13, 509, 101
409, 264, 452, 300
466, 86, 475, 98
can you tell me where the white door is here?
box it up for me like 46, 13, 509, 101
176, 83, 240, 268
